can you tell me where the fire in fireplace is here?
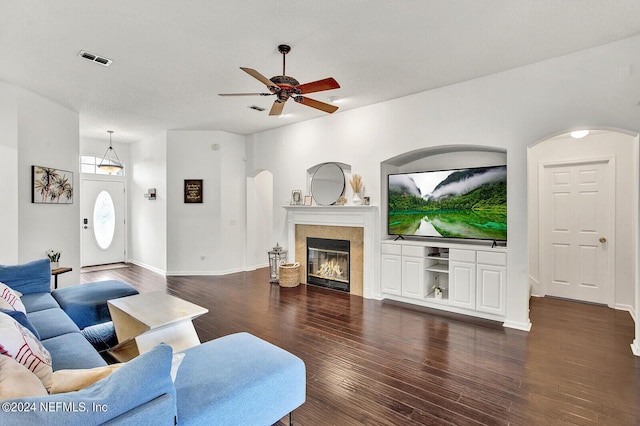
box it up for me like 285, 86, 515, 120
306, 237, 350, 292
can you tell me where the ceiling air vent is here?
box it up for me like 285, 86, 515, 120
248, 105, 266, 112
78, 50, 113, 67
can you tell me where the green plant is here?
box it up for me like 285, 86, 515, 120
47, 250, 61, 262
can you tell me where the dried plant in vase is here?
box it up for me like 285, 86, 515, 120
350, 174, 364, 205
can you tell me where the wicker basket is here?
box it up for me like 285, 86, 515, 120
278, 262, 300, 288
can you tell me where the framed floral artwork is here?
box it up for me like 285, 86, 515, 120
32, 166, 73, 204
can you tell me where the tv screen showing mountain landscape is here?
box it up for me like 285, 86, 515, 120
388, 165, 507, 241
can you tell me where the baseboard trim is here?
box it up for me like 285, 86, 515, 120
127, 259, 166, 276
503, 319, 532, 332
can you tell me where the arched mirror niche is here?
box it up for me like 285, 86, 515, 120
307, 162, 350, 206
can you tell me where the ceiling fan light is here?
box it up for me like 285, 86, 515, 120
570, 130, 589, 139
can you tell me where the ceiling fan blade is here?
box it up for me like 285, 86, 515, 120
218, 93, 273, 97
240, 67, 278, 88
296, 77, 340, 94
295, 96, 339, 114
269, 100, 286, 116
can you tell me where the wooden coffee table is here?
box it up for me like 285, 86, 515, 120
107, 292, 208, 362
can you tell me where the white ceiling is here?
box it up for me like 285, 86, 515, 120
2, 1, 640, 142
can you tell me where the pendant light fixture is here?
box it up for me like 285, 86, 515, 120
98, 130, 123, 174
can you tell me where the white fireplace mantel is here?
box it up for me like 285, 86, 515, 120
284, 205, 380, 299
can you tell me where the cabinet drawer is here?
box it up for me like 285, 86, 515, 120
381, 243, 402, 255
477, 251, 507, 266
401, 245, 425, 257
449, 249, 476, 263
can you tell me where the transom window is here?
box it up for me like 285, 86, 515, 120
80, 156, 125, 176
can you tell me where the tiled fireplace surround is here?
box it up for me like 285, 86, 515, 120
284, 206, 379, 298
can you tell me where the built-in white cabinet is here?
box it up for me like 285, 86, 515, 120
380, 240, 507, 321
380, 244, 402, 296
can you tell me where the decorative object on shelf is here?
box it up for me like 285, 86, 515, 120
47, 250, 61, 270
336, 196, 347, 205
32, 166, 74, 204
304, 195, 313, 206
268, 243, 288, 283
98, 130, 124, 174
278, 262, 301, 288
363, 196, 370, 205
184, 179, 203, 203
434, 285, 443, 299
350, 174, 364, 205
290, 190, 302, 205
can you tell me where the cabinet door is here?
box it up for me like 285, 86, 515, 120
476, 264, 506, 315
449, 261, 476, 309
381, 254, 402, 296
402, 256, 424, 298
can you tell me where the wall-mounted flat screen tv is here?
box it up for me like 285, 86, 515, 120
388, 165, 507, 241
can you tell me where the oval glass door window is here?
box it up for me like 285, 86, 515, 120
93, 191, 116, 249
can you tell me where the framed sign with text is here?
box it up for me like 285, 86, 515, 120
184, 179, 203, 203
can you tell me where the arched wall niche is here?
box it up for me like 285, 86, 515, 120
380, 144, 508, 236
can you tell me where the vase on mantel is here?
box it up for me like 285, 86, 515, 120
352, 192, 363, 205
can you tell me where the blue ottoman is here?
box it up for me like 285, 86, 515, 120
175, 332, 306, 425
51, 280, 139, 329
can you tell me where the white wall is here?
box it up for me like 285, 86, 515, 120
128, 132, 167, 273
0, 83, 19, 263
246, 35, 640, 331
528, 131, 638, 314
0, 82, 80, 286
166, 130, 246, 275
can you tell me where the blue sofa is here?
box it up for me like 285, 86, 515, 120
0, 259, 306, 425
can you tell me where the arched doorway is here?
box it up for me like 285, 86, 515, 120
246, 170, 273, 269
528, 129, 640, 354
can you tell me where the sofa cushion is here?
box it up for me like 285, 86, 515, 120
0, 258, 51, 295
0, 355, 48, 399
0, 308, 40, 340
20, 292, 60, 313
0, 311, 53, 390
175, 332, 306, 426
27, 308, 81, 340
41, 332, 107, 371
0, 344, 177, 426
52, 280, 139, 329
0, 282, 27, 313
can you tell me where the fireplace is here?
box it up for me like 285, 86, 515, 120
306, 237, 350, 292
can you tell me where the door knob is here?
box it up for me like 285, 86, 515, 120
599, 237, 607, 243
83, 225, 88, 229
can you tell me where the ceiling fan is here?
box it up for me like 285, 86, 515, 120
219, 44, 341, 116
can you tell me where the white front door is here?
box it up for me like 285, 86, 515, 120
541, 159, 614, 305
81, 180, 126, 267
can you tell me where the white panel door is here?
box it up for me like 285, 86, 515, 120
542, 160, 613, 305
81, 180, 126, 266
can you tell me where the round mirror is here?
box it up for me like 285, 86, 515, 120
311, 163, 345, 206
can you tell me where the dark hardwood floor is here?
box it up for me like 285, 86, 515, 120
81, 265, 640, 425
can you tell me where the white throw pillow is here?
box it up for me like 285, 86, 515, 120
0, 311, 52, 390
0, 282, 27, 313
